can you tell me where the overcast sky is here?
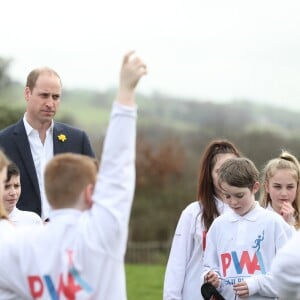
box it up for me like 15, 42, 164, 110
1, 0, 300, 110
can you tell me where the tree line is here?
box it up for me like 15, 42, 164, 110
1, 58, 300, 243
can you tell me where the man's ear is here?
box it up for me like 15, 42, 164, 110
84, 184, 94, 208
24, 87, 31, 102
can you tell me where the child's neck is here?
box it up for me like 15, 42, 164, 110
240, 201, 256, 216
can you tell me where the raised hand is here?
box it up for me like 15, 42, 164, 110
117, 51, 147, 106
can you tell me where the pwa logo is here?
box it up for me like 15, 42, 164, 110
27, 250, 92, 299
221, 250, 266, 277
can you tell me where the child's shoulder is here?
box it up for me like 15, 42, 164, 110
176, 202, 203, 229
209, 211, 230, 226
182, 201, 202, 216
257, 205, 283, 221
257, 205, 294, 230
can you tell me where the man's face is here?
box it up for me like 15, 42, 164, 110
25, 72, 61, 127
3, 175, 21, 214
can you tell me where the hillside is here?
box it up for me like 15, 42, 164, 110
2, 84, 300, 243
2, 83, 300, 140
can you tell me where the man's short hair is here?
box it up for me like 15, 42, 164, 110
26, 67, 62, 91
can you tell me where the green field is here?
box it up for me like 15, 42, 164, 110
126, 264, 165, 300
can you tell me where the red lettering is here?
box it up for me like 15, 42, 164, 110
240, 251, 260, 274
221, 253, 231, 277
28, 276, 44, 298
57, 273, 82, 299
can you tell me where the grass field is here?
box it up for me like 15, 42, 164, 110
126, 264, 166, 300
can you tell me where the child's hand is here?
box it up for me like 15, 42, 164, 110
233, 281, 249, 298
280, 201, 296, 226
204, 270, 220, 288
116, 51, 147, 107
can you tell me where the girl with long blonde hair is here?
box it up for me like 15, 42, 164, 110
260, 150, 300, 229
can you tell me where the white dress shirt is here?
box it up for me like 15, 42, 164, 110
23, 114, 54, 220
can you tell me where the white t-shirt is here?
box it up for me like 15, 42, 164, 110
0, 219, 15, 244
203, 202, 294, 300
164, 198, 230, 300
9, 207, 43, 227
0, 103, 137, 300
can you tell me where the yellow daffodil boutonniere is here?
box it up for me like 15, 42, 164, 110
57, 134, 67, 142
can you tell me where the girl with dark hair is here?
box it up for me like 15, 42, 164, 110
164, 139, 241, 300
3, 162, 43, 227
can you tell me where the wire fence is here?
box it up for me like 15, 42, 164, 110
126, 241, 171, 264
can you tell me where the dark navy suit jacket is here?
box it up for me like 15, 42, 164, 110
0, 119, 95, 216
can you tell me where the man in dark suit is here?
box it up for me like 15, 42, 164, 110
0, 67, 95, 219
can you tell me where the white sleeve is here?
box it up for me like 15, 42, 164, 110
245, 273, 278, 297
202, 222, 220, 279
163, 208, 195, 300
85, 102, 137, 256
246, 216, 296, 298
271, 231, 300, 299
0, 230, 28, 299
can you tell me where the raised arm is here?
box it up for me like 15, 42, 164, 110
89, 51, 147, 254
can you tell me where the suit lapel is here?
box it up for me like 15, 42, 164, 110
53, 123, 66, 154
13, 120, 40, 198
